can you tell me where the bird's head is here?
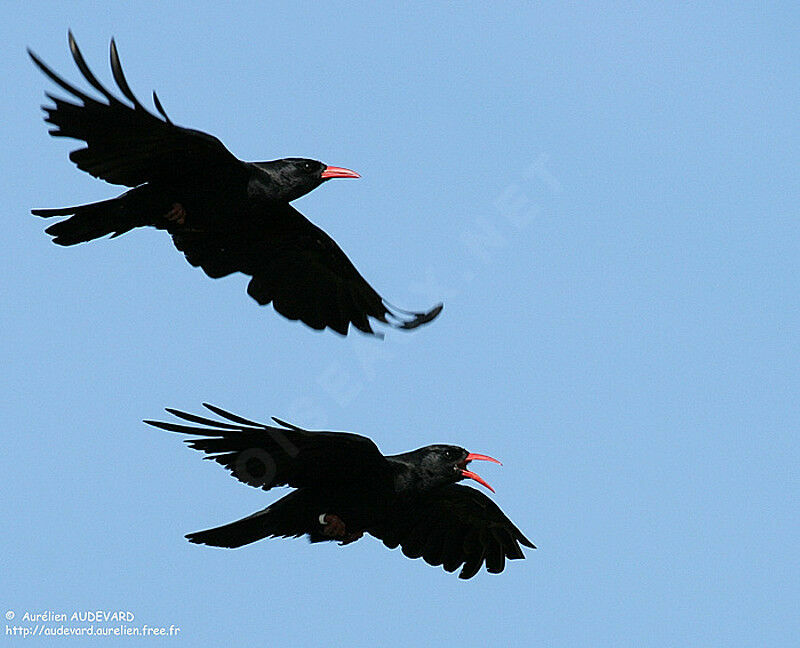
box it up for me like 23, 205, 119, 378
259, 158, 360, 202
413, 445, 502, 493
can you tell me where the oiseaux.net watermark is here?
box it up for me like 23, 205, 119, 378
4, 609, 180, 639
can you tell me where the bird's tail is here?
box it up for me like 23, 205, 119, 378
185, 491, 321, 549
32, 186, 161, 246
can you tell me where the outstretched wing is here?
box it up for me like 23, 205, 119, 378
29, 31, 245, 187
369, 484, 535, 579
171, 204, 443, 335
145, 404, 391, 490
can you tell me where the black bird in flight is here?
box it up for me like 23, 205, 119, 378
145, 404, 535, 579
29, 33, 442, 336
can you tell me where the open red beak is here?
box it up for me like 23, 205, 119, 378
459, 452, 502, 493
320, 165, 360, 179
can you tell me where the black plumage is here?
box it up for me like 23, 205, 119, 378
29, 33, 442, 335
145, 404, 535, 579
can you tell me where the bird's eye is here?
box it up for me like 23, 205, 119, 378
304, 162, 314, 171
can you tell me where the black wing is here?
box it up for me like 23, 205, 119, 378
29, 32, 245, 187
145, 404, 391, 490
171, 204, 443, 335
369, 484, 535, 579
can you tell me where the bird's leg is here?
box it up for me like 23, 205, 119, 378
164, 202, 187, 225
319, 513, 364, 546
319, 513, 347, 538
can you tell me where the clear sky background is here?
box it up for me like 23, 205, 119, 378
2, 3, 798, 646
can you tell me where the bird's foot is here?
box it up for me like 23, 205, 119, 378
320, 513, 347, 538
164, 202, 187, 225
319, 514, 364, 545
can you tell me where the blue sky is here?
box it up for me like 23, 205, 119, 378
2, 3, 798, 646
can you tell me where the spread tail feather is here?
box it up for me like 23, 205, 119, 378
186, 507, 286, 548
32, 186, 162, 246
185, 491, 322, 548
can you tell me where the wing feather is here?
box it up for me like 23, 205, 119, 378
145, 405, 390, 491
171, 204, 441, 336
29, 32, 244, 187
370, 484, 534, 579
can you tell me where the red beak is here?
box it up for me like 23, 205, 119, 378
465, 452, 502, 466
320, 165, 360, 179
459, 452, 502, 493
